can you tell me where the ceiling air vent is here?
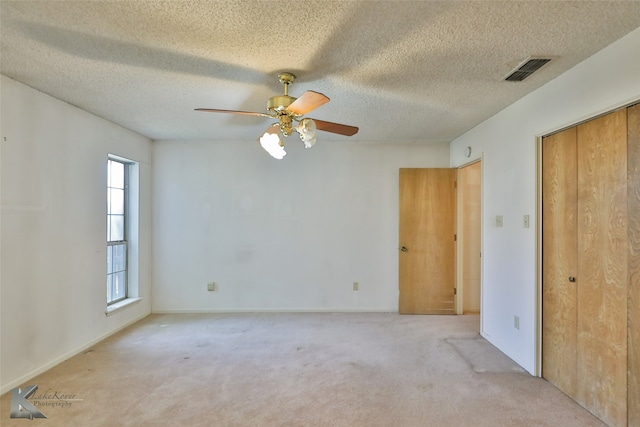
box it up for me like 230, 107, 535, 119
504, 57, 552, 82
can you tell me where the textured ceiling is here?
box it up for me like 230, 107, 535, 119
2, 1, 640, 144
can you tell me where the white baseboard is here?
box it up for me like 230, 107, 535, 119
0, 312, 150, 395
152, 308, 397, 314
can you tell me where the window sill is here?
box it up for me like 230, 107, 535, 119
105, 297, 142, 316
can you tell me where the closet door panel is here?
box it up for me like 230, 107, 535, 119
542, 128, 578, 397
577, 109, 628, 427
628, 103, 640, 427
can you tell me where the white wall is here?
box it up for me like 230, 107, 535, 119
450, 27, 640, 374
152, 139, 449, 312
0, 76, 153, 393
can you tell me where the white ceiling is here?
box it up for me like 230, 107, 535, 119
2, 1, 640, 144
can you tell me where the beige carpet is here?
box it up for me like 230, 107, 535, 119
0, 313, 605, 426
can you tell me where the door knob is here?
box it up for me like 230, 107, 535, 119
401, 246, 408, 252
569, 276, 576, 282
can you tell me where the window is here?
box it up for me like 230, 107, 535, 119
107, 158, 129, 305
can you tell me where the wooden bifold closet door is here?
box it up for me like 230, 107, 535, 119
543, 107, 633, 427
576, 110, 628, 427
542, 126, 578, 398
628, 103, 640, 427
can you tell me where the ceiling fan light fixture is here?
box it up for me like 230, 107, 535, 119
296, 118, 317, 148
259, 124, 286, 159
196, 71, 359, 156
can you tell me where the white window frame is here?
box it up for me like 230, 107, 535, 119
107, 158, 129, 305
106, 155, 141, 313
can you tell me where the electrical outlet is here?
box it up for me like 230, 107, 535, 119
353, 282, 359, 291
496, 215, 504, 227
207, 282, 216, 292
514, 315, 520, 330
523, 215, 530, 228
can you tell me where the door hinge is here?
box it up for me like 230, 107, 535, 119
454, 234, 457, 241
454, 181, 457, 188
454, 288, 457, 295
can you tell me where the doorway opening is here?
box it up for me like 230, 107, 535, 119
456, 161, 482, 316
397, 162, 482, 317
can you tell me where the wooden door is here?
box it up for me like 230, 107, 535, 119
576, 109, 627, 427
399, 168, 456, 314
628, 103, 640, 427
542, 109, 629, 427
542, 127, 579, 397
459, 161, 482, 314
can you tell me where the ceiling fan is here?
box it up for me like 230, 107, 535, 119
195, 72, 359, 159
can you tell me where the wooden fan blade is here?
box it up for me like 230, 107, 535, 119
312, 119, 359, 136
287, 91, 330, 116
195, 108, 270, 118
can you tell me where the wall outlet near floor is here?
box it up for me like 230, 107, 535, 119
207, 282, 216, 292
514, 315, 520, 330
496, 215, 504, 227
353, 282, 359, 291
